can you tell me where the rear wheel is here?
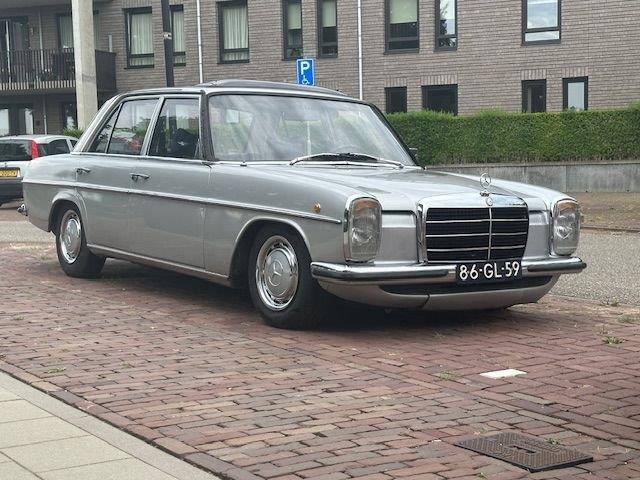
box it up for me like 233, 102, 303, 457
55, 205, 105, 278
248, 226, 328, 329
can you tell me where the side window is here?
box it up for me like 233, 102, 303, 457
48, 139, 70, 155
149, 98, 201, 159
107, 99, 158, 155
90, 108, 119, 153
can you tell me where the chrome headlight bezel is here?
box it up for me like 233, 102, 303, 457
344, 196, 382, 263
551, 199, 581, 256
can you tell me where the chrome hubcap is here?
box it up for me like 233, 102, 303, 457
60, 210, 82, 264
256, 236, 299, 311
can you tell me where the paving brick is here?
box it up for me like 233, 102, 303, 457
0, 246, 639, 479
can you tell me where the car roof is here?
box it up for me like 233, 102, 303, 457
0, 135, 77, 143
127, 79, 355, 102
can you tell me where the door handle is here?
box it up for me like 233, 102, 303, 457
76, 167, 91, 175
130, 173, 150, 181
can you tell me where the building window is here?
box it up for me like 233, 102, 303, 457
57, 13, 100, 50
171, 5, 186, 65
61, 102, 78, 130
125, 8, 154, 68
522, 80, 547, 113
317, 0, 337, 57
385, 87, 407, 113
422, 85, 458, 115
0, 105, 33, 136
386, 0, 419, 52
436, 0, 456, 49
219, 0, 249, 63
523, 0, 560, 44
563, 77, 588, 111
283, 0, 303, 59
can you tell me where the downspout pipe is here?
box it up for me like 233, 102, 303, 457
357, 0, 363, 100
196, 0, 204, 83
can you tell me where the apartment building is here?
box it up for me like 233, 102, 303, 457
1, 0, 639, 135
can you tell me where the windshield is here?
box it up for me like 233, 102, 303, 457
208, 94, 415, 165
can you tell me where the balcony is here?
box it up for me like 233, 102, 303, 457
0, 49, 116, 95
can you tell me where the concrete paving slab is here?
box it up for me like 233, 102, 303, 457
40, 458, 178, 480
1, 436, 129, 473
0, 375, 87, 421
0, 387, 19, 402
0, 400, 51, 423
0, 416, 86, 448
0, 462, 40, 479
68, 416, 214, 480
0, 373, 217, 480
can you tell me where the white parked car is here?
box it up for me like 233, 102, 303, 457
0, 135, 78, 206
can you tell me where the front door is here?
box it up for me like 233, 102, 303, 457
129, 96, 207, 268
0, 105, 34, 135
77, 97, 158, 251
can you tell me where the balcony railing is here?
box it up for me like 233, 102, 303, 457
0, 48, 116, 94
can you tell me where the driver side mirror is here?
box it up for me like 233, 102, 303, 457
409, 147, 419, 161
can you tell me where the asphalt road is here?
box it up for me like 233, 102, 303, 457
554, 230, 640, 306
2, 201, 639, 306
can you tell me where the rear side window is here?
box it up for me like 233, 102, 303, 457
107, 99, 158, 155
43, 139, 71, 155
148, 98, 200, 159
0, 140, 32, 161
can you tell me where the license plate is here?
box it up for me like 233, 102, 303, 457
0, 169, 19, 178
456, 260, 522, 284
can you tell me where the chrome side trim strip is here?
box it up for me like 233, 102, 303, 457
87, 244, 232, 287
22, 179, 341, 224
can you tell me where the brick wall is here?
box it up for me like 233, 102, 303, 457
2, 0, 639, 134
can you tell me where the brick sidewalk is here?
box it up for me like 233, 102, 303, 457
1, 243, 639, 480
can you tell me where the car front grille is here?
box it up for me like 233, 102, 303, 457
425, 207, 529, 263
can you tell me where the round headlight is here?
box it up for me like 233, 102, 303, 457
552, 199, 580, 256
345, 197, 381, 262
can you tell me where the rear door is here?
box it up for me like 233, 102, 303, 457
77, 97, 159, 251
128, 95, 208, 268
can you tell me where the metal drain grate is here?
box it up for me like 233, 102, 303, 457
455, 432, 593, 472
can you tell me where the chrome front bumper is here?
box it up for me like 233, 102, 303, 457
311, 257, 585, 310
311, 257, 586, 285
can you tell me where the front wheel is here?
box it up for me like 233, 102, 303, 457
55, 206, 105, 278
248, 226, 328, 329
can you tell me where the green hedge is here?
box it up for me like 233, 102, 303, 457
387, 104, 640, 165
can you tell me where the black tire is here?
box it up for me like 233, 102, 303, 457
55, 205, 105, 278
248, 225, 329, 329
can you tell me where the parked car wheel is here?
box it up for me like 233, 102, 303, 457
248, 226, 327, 329
55, 206, 105, 278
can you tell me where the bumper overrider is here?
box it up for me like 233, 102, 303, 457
311, 257, 586, 310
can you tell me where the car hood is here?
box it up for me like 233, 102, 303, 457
259, 165, 559, 211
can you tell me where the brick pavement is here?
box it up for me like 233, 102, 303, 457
1, 243, 639, 480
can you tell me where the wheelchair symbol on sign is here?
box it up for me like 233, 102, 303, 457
296, 59, 315, 86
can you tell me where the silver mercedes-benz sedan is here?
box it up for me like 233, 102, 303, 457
21, 80, 585, 329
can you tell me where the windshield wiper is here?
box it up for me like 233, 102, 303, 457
290, 152, 404, 168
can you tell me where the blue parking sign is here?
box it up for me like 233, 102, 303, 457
296, 58, 315, 86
